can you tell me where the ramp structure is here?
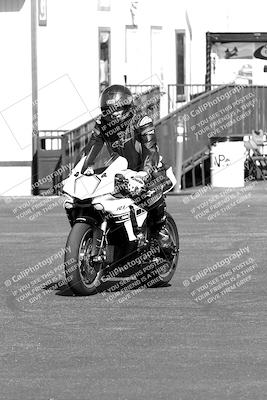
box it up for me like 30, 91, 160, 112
35, 84, 267, 194
156, 84, 267, 188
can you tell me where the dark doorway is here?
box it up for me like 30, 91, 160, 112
175, 30, 185, 100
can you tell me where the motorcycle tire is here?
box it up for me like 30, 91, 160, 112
64, 222, 104, 296
152, 212, 179, 287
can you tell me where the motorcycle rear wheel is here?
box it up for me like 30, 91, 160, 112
65, 223, 103, 296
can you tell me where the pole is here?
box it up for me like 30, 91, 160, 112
205, 32, 211, 91
31, 0, 38, 194
174, 123, 184, 193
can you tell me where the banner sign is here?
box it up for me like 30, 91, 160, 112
212, 42, 267, 60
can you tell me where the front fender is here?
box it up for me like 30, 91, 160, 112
74, 216, 99, 226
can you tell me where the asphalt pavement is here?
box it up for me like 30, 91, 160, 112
0, 182, 266, 400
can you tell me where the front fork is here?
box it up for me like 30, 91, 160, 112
91, 220, 107, 262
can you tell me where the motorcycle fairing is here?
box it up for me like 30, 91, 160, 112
92, 194, 134, 215
63, 155, 128, 200
63, 150, 148, 241
92, 195, 147, 241
123, 205, 147, 241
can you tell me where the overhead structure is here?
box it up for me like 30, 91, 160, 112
206, 32, 267, 87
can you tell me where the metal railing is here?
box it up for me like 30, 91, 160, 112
168, 84, 222, 113
158, 84, 267, 189
38, 130, 67, 150
127, 84, 160, 95
35, 130, 67, 195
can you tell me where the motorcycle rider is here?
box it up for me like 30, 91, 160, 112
73, 84, 175, 251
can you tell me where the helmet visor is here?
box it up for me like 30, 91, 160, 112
101, 105, 131, 122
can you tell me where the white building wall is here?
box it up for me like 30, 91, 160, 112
0, 0, 194, 195
0, 0, 32, 196
187, 0, 267, 85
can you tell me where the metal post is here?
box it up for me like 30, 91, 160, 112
205, 32, 211, 91
174, 119, 184, 193
167, 85, 170, 114
182, 174, 186, 189
192, 165, 196, 187
201, 159, 205, 186
31, 0, 38, 194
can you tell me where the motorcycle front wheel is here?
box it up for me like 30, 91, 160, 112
64, 223, 103, 295
153, 212, 179, 287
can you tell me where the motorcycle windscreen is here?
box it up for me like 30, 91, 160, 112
84, 142, 119, 175
74, 143, 128, 199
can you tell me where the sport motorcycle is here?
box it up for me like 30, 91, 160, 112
62, 144, 179, 295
